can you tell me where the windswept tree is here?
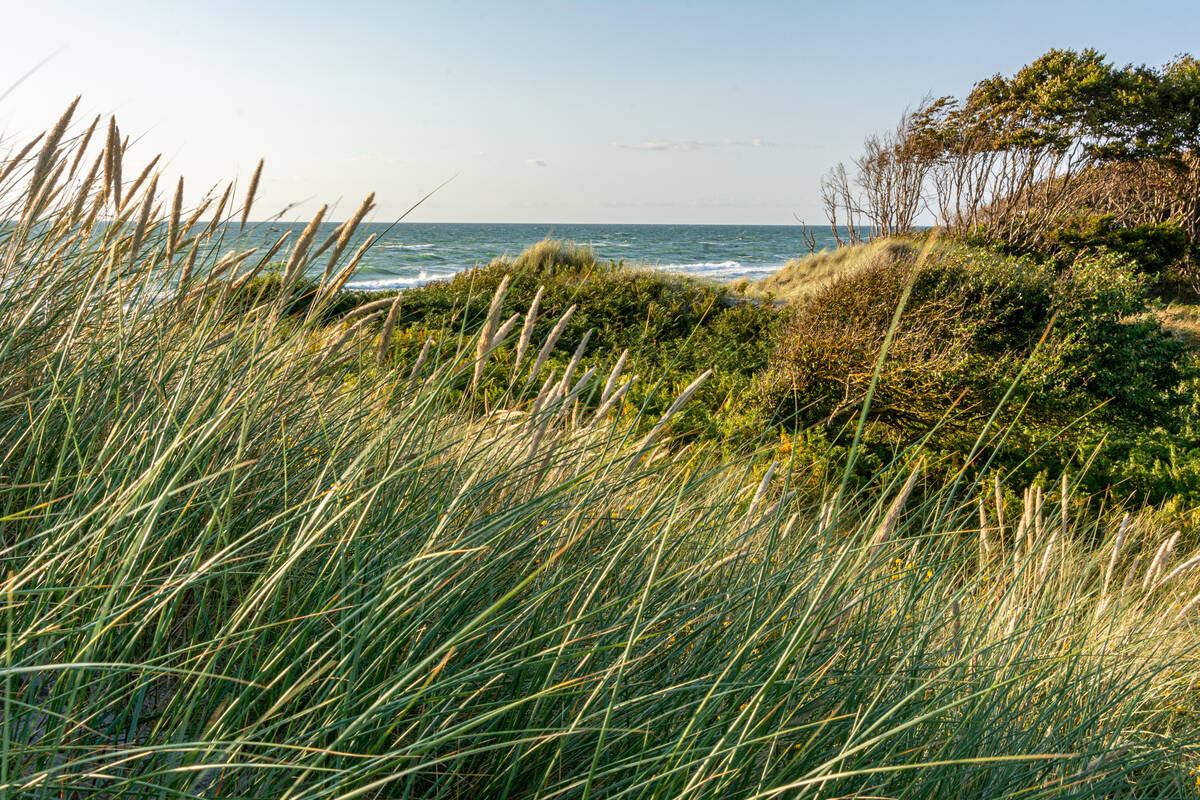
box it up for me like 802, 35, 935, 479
823, 49, 1200, 279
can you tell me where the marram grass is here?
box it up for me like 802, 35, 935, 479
1, 103, 1200, 799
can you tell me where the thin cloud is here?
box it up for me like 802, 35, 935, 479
526, 158, 548, 167
614, 139, 776, 151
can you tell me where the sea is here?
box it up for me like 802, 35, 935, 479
239, 222, 843, 291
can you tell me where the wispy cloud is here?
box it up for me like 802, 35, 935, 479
526, 158, 548, 167
613, 139, 776, 152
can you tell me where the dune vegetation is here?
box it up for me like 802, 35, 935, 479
4, 61, 1200, 800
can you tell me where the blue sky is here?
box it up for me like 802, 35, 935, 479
2, 0, 1199, 223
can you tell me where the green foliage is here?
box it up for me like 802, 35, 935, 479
757, 243, 1194, 501
1046, 214, 1191, 275
389, 243, 785, 445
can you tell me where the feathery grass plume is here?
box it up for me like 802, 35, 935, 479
589, 375, 635, 424
104, 116, 121, 207
177, 245, 200, 309
1143, 532, 1180, 591
408, 337, 433, 380
993, 473, 1006, 539
868, 462, 921, 563
978, 501, 991, 559
23, 159, 67, 223
1156, 551, 1200, 590
69, 150, 104, 221
118, 154, 160, 217
529, 371, 557, 417
328, 231, 377, 288
201, 182, 233, 243
557, 329, 592, 395
472, 275, 510, 391
240, 158, 263, 231
26, 96, 78, 211
67, 113, 100, 179
601, 348, 628, 405
527, 303, 576, 383
128, 173, 157, 265
377, 295, 402, 369
340, 296, 396, 323
633, 369, 713, 457
167, 177, 184, 263
319, 193, 375, 279
318, 310, 385, 370
494, 313, 520, 346
0, 132, 43, 187
1034, 485, 1044, 544
512, 285, 544, 380
180, 249, 256, 306
746, 461, 777, 522
1060, 472, 1069, 540
280, 204, 328, 293
1103, 513, 1131, 598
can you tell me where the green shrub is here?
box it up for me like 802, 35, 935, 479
1047, 214, 1190, 276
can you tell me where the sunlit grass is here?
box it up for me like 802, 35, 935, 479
1, 102, 1200, 798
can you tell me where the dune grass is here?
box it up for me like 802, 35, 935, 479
739, 238, 923, 302
3, 104, 1200, 798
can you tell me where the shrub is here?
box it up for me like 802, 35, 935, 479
1046, 214, 1191, 276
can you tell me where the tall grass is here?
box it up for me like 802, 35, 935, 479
739, 238, 922, 302
2, 104, 1200, 798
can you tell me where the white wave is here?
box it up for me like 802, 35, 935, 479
656, 260, 743, 272
382, 243, 435, 250
344, 269, 458, 290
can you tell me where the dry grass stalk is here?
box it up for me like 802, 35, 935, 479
472, 275, 510, 392
1143, 532, 1180, 591
512, 285, 544, 380
1060, 472, 1069, 540
340, 297, 396, 324
528, 304, 576, 383
1034, 485, 1044, 547
128, 174, 157, 265
0, 133, 44, 187
633, 369, 713, 457
746, 461, 778, 522
167, 177, 184, 263
320, 193, 376, 280
68, 114, 101, 179
978, 501, 991, 559
868, 463, 921, 563
69, 151, 104, 221
1156, 551, 1200, 590
319, 310, 385, 368
322, 233, 377, 299
993, 474, 1006, 540
601, 349, 628, 405
240, 158, 263, 231
409, 338, 433, 380
377, 295, 403, 369
557, 329, 592, 396
1103, 514, 1131, 598
28, 96, 79, 210
281, 205, 328, 291
104, 117, 121, 207
527, 373, 558, 426
118, 155, 161, 217
589, 376, 635, 424
494, 314, 520, 347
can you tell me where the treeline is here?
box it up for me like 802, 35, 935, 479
821, 49, 1200, 287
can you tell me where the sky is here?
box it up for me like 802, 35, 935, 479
2, 0, 1199, 224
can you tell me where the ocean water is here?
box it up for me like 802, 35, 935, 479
240, 222, 842, 291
